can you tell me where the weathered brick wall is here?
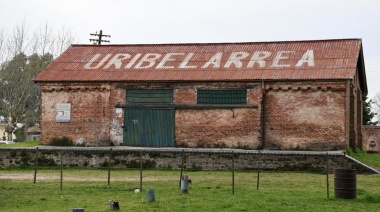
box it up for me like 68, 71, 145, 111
40, 83, 114, 145
349, 86, 358, 149
264, 82, 347, 150
357, 91, 363, 149
109, 86, 126, 144
39, 81, 356, 151
175, 108, 260, 148
174, 83, 261, 148
40, 82, 262, 147
362, 126, 380, 152
174, 87, 197, 104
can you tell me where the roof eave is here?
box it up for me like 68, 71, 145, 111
357, 44, 368, 94
34, 78, 353, 84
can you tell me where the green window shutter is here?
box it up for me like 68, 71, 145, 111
197, 89, 247, 104
127, 89, 173, 104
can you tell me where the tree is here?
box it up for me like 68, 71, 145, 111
363, 93, 377, 125
372, 92, 380, 124
1, 21, 75, 64
0, 53, 29, 140
0, 21, 75, 141
0, 53, 53, 140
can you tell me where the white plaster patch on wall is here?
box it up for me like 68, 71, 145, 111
56, 103, 71, 122
115, 108, 122, 118
277, 91, 344, 126
110, 119, 123, 144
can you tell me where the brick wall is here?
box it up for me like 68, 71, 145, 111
362, 126, 380, 152
264, 82, 347, 150
39, 80, 357, 150
40, 83, 119, 145
175, 108, 260, 148
173, 83, 261, 148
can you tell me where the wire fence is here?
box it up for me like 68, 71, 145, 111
9, 147, 360, 199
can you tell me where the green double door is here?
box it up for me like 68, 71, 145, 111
123, 90, 174, 147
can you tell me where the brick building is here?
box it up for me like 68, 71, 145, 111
362, 126, 380, 152
34, 39, 367, 150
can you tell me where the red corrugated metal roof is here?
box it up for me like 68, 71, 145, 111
34, 39, 364, 82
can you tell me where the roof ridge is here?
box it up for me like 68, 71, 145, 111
71, 38, 362, 47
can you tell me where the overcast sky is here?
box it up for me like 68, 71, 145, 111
1, 0, 380, 98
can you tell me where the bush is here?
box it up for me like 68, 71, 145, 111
49, 136, 74, 146
346, 147, 366, 155
14, 126, 26, 142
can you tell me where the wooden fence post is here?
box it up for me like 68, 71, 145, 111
179, 150, 184, 187
34, 147, 39, 184
257, 150, 260, 190
108, 148, 112, 188
140, 151, 143, 191
60, 150, 63, 191
326, 152, 330, 199
232, 151, 235, 195
343, 151, 346, 167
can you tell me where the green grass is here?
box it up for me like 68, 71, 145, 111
347, 149, 380, 170
0, 140, 40, 147
0, 169, 379, 211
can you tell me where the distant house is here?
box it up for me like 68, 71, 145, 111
26, 124, 41, 141
34, 39, 367, 150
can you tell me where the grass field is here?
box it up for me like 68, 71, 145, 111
347, 149, 380, 170
0, 169, 379, 211
1, 142, 379, 211
0, 140, 40, 147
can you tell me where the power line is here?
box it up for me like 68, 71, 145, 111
89, 30, 111, 45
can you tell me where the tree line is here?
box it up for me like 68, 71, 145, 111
365, 94, 380, 125
0, 22, 75, 141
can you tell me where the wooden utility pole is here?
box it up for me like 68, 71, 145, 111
90, 30, 110, 45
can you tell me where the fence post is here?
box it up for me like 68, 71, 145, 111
60, 150, 63, 191
232, 151, 235, 195
343, 151, 346, 167
257, 150, 260, 190
140, 151, 143, 191
34, 147, 39, 184
326, 152, 329, 199
179, 149, 184, 187
108, 148, 112, 188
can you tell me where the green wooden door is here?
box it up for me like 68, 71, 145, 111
123, 90, 174, 146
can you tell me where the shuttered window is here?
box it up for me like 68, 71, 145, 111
197, 89, 247, 104
127, 89, 173, 104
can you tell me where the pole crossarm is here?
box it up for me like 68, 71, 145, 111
89, 30, 111, 45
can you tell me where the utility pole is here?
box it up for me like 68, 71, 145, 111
89, 30, 111, 45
